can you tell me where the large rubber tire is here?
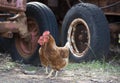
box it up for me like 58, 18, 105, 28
0, 38, 11, 53
62, 3, 110, 62
8, 2, 59, 64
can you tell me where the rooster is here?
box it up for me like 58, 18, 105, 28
38, 31, 69, 78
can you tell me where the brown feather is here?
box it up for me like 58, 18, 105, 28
38, 31, 69, 77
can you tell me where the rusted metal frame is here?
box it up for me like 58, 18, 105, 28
104, 12, 120, 16
100, 1, 120, 9
68, 18, 90, 57
109, 22, 120, 45
0, 21, 18, 38
0, 21, 18, 33
14, 12, 30, 39
0, 0, 28, 39
109, 22, 120, 33
48, 0, 58, 7
0, 13, 11, 18
0, 0, 26, 13
0, 31, 14, 38
0, 12, 29, 39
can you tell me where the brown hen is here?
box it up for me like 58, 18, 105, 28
38, 31, 69, 78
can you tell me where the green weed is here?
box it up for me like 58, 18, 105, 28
66, 60, 120, 75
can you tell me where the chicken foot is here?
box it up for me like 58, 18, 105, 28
46, 69, 59, 78
46, 69, 54, 78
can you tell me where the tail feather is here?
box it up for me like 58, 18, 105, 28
64, 42, 70, 48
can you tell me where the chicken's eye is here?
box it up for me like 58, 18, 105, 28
43, 35, 49, 42
44, 36, 49, 39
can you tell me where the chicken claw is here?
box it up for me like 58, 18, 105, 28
46, 69, 54, 78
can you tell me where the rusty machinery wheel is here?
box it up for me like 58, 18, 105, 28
15, 17, 39, 59
62, 3, 110, 62
9, 2, 59, 64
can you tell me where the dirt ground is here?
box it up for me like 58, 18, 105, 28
0, 53, 120, 83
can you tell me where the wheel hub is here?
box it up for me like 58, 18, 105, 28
15, 18, 39, 58
67, 18, 90, 57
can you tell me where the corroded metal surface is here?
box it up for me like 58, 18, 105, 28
14, 12, 29, 39
67, 18, 90, 57
15, 17, 39, 58
0, 22, 18, 33
109, 22, 120, 33
0, 12, 29, 39
84, 0, 120, 15
0, 0, 26, 12
0, 31, 13, 38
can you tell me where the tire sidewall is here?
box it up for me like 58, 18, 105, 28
62, 3, 110, 62
9, 2, 59, 64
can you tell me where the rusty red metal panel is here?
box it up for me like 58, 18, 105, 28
48, 0, 58, 7
84, 0, 120, 15
0, 22, 18, 33
0, 0, 26, 12
99, 0, 120, 15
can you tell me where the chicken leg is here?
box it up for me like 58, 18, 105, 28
46, 69, 54, 78
45, 67, 48, 74
55, 71, 58, 77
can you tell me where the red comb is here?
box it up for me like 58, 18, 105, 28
38, 36, 44, 45
43, 31, 50, 36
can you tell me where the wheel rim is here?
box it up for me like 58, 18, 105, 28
15, 17, 39, 58
67, 18, 90, 57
